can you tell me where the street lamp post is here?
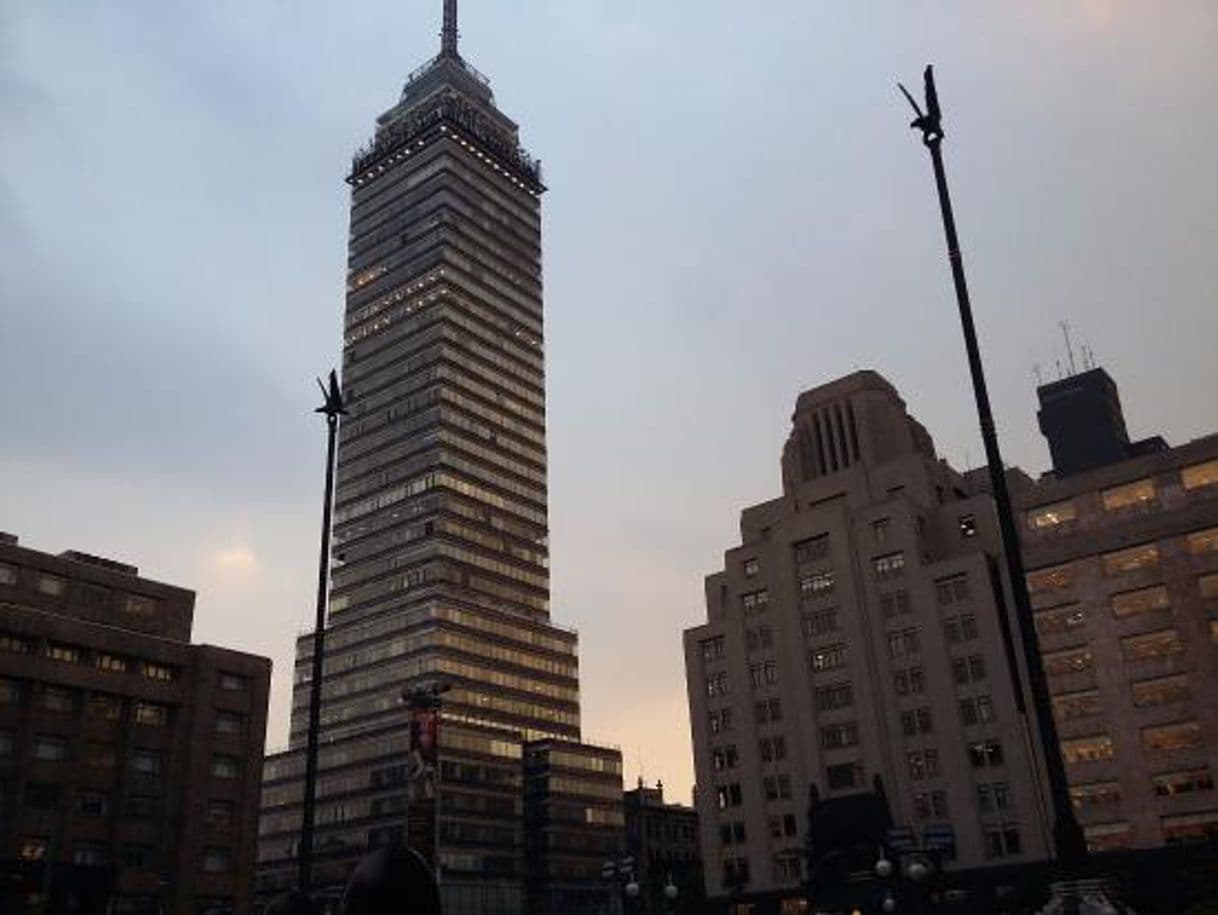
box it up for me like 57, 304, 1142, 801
299, 370, 347, 894
898, 64, 1088, 871
662, 874, 678, 914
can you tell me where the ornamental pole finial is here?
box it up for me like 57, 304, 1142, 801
441, 0, 459, 58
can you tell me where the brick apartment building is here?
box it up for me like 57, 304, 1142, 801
0, 533, 270, 915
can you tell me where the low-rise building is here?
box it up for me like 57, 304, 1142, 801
623, 780, 703, 914
0, 534, 271, 915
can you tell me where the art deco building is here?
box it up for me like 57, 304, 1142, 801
683, 372, 1053, 910
256, 5, 622, 914
0, 533, 271, 915
1016, 367, 1218, 851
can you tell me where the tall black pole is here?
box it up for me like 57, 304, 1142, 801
299, 370, 347, 893
900, 66, 1087, 869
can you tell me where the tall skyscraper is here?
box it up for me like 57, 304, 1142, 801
684, 372, 1053, 911
257, 6, 623, 914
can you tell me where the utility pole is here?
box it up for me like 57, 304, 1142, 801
898, 65, 1088, 870
299, 369, 347, 893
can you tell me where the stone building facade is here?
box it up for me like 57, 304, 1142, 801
683, 372, 1054, 908
1017, 370, 1218, 851
0, 533, 271, 915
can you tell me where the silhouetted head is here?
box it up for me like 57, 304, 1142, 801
265, 890, 318, 915
343, 846, 441, 915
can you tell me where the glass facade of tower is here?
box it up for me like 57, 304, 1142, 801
257, 22, 621, 915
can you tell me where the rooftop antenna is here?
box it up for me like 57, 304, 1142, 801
1059, 321, 1077, 376
1055, 358, 1063, 380
440, 0, 459, 58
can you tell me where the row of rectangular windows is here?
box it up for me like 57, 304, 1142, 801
1027, 459, 1218, 530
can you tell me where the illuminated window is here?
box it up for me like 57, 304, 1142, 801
1044, 647, 1093, 677
37, 574, 65, 597
959, 514, 977, 538
1203, 574, 1218, 600
1152, 768, 1215, 798
1101, 478, 1156, 512
1101, 543, 1160, 576
1132, 674, 1191, 708
1070, 781, 1121, 810
873, 552, 906, 580
1187, 528, 1218, 555
1053, 690, 1101, 721
1111, 585, 1170, 618
133, 702, 168, 727
0, 633, 31, 654
743, 558, 759, 578
1085, 822, 1132, 852
97, 653, 128, 673
46, 643, 80, 664
810, 643, 847, 672
33, 735, 67, 761
968, 739, 1005, 768
1121, 628, 1183, 662
1142, 721, 1202, 754
1061, 734, 1114, 764
1163, 811, 1218, 844
1035, 604, 1086, 635
0, 562, 16, 585
1027, 564, 1073, 593
1182, 459, 1218, 491
799, 572, 835, 599
211, 755, 240, 779
218, 672, 248, 692
1027, 500, 1077, 530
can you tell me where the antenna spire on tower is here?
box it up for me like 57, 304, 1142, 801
441, 0, 459, 58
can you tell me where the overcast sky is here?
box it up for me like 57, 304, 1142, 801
3, 1, 1216, 803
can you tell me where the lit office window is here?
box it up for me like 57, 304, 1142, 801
1101, 478, 1156, 512
1061, 734, 1114, 764
1026, 500, 1077, 530
1101, 543, 1160, 576
1027, 564, 1073, 593
1187, 528, 1218, 555
1181, 459, 1218, 491
1111, 585, 1170, 618
1121, 628, 1184, 662
1141, 721, 1202, 754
